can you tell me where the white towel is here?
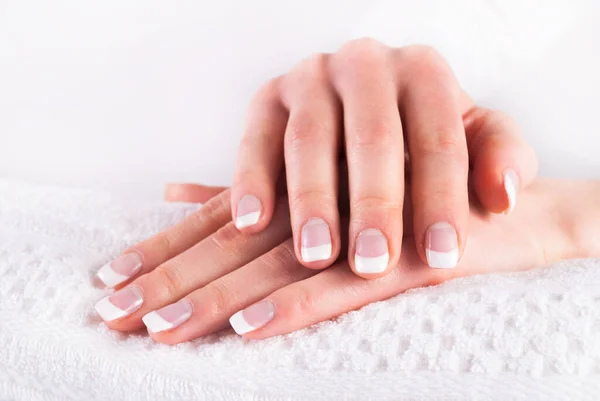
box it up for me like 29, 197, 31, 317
1, 179, 600, 401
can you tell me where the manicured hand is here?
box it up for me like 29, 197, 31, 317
230, 40, 537, 278
92, 179, 598, 341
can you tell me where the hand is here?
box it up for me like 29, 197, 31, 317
92, 180, 598, 341
230, 39, 537, 278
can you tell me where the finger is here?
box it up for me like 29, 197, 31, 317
331, 39, 404, 278
94, 197, 293, 332
462, 102, 538, 214
141, 239, 315, 343
233, 239, 430, 339
281, 54, 342, 269
232, 78, 288, 233
164, 183, 228, 203
93, 190, 231, 289
400, 48, 469, 270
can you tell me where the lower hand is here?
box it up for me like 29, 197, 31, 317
92, 179, 598, 341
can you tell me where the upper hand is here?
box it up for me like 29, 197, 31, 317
230, 39, 537, 278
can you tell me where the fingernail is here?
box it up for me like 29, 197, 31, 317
301, 218, 332, 262
503, 169, 519, 215
142, 299, 193, 334
94, 253, 143, 289
235, 194, 262, 229
229, 300, 275, 335
425, 222, 459, 269
354, 228, 389, 274
94, 286, 143, 322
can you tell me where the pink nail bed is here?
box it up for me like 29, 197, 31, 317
94, 286, 143, 322
235, 195, 262, 229
425, 222, 459, 269
142, 299, 193, 333
301, 218, 332, 262
354, 228, 389, 274
229, 300, 275, 335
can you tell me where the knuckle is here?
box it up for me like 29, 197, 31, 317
255, 76, 282, 101
337, 37, 386, 61
209, 224, 242, 257
400, 46, 456, 88
151, 264, 184, 299
191, 192, 229, 228
205, 277, 234, 317
288, 287, 317, 317
284, 117, 333, 150
293, 52, 329, 76
350, 119, 398, 150
487, 109, 518, 131
352, 194, 402, 215
426, 186, 465, 207
139, 232, 173, 262
412, 132, 468, 159
332, 37, 388, 77
404, 45, 446, 71
288, 188, 336, 213
282, 53, 329, 101
262, 242, 300, 275
468, 107, 515, 133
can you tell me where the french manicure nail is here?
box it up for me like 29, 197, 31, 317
94, 286, 143, 322
235, 195, 262, 229
229, 300, 275, 335
426, 222, 459, 269
94, 253, 143, 288
301, 218, 332, 262
354, 228, 389, 274
503, 169, 519, 215
142, 299, 193, 334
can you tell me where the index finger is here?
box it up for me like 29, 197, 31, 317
93, 189, 232, 289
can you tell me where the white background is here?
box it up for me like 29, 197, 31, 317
1, 0, 599, 196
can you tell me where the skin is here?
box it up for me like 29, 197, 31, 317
97, 179, 600, 342
230, 40, 538, 278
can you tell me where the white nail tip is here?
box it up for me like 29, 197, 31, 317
95, 263, 130, 288
355, 253, 389, 274
301, 243, 332, 263
94, 297, 127, 322
504, 170, 518, 214
142, 311, 174, 333
235, 211, 261, 229
229, 310, 256, 335
426, 248, 459, 269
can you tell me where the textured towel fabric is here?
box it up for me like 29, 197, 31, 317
1, 179, 600, 401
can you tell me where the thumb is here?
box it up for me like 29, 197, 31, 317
464, 106, 538, 214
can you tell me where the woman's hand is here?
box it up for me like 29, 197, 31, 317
92, 180, 599, 341
230, 39, 537, 278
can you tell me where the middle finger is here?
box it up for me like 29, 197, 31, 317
330, 39, 404, 279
